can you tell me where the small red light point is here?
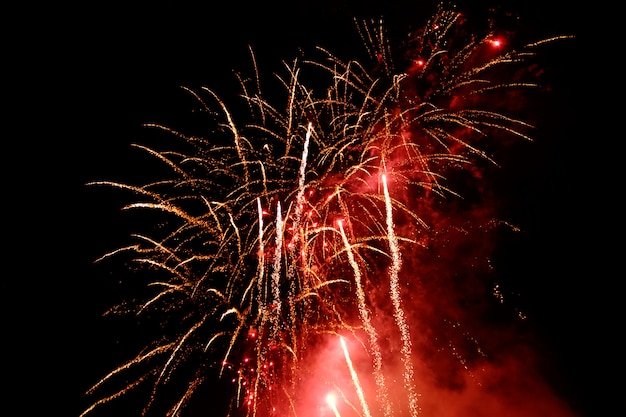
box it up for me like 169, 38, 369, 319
490, 38, 503, 48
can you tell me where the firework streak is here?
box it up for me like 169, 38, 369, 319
82, 3, 573, 417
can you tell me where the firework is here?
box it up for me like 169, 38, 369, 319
82, 3, 574, 417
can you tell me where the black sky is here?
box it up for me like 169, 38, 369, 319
4, 1, 619, 417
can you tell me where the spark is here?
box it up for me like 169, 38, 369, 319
326, 393, 342, 417
382, 173, 419, 417
339, 336, 372, 417
338, 219, 391, 417
271, 201, 284, 330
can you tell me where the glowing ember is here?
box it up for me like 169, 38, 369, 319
326, 393, 341, 417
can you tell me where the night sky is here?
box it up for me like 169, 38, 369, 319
4, 1, 618, 417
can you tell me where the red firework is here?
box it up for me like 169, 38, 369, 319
81, 3, 575, 417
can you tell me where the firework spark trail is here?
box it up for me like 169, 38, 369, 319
270, 202, 284, 337
256, 197, 265, 312
338, 219, 392, 417
381, 173, 419, 417
340, 336, 372, 417
296, 123, 313, 205
253, 197, 267, 416
285, 122, 313, 361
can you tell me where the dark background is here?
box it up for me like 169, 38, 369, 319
4, 1, 618, 416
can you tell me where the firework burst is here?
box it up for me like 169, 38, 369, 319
82, 3, 573, 417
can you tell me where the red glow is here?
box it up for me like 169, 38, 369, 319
489, 38, 503, 48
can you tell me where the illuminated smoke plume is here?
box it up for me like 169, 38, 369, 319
81, 3, 577, 417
